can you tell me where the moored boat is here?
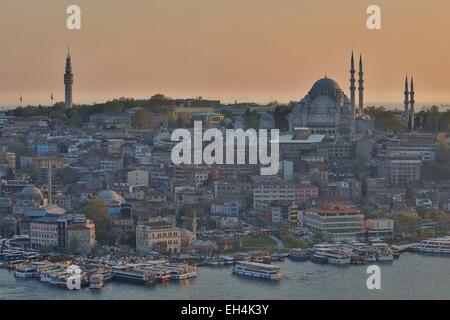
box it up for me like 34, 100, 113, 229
89, 273, 104, 289
232, 261, 282, 280
14, 264, 38, 278
411, 237, 450, 255
288, 249, 310, 261
112, 266, 156, 285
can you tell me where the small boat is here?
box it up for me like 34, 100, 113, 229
89, 274, 104, 289
391, 246, 400, 259
288, 249, 310, 261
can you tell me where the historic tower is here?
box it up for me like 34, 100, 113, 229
410, 77, 415, 130
64, 48, 73, 109
358, 54, 364, 114
349, 52, 356, 117
404, 76, 410, 128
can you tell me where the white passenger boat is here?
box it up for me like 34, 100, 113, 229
14, 264, 38, 278
372, 243, 394, 262
326, 251, 351, 265
164, 264, 197, 280
232, 261, 282, 280
412, 237, 450, 254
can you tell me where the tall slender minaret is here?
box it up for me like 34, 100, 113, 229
48, 159, 52, 205
358, 54, 364, 114
410, 77, 415, 131
192, 210, 197, 241
404, 75, 409, 127
349, 52, 356, 116
64, 48, 73, 109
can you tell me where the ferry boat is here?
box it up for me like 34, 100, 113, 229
164, 264, 197, 280
288, 249, 310, 261
141, 266, 172, 282
112, 266, 156, 285
270, 253, 285, 262
232, 261, 282, 280
251, 255, 272, 264
373, 243, 394, 262
14, 264, 38, 278
326, 251, 351, 265
89, 274, 104, 289
311, 251, 329, 264
411, 237, 450, 254
221, 255, 235, 265
206, 257, 225, 267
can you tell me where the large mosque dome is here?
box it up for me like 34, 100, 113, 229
308, 77, 343, 99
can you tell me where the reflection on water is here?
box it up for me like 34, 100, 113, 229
0, 253, 449, 300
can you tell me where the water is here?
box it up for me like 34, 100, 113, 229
1, 253, 449, 300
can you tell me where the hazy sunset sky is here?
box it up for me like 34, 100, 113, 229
1, 0, 449, 107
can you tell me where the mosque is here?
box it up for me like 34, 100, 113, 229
288, 53, 371, 139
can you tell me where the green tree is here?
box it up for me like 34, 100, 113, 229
131, 109, 152, 129
56, 167, 80, 186
81, 197, 112, 244
0, 220, 9, 236
68, 238, 80, 254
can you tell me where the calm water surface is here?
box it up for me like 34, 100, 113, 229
0, 253, 449, 300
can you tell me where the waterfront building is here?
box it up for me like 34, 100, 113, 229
29, 213, 95, 252
136, 218, 181, 255
365, 218, 394, 240
66, 220, 96, 253
303, 204, 364, 241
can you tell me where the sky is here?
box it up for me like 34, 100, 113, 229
0, 0, 450, 108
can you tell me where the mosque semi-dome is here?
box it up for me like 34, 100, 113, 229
98, 190, 124, 206
259, 112, 275, 129
19, 185, 44, 198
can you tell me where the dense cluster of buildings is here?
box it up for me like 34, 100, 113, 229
0, 51, 449, 256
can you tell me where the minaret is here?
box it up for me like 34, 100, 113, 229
48, 159, 52, 205
410, 77, 415, 131
64, 48, 73, 109
404, 76, 409, 127
192, 210, 197, 241
349, 52, 356, 116
358, 54, 364, 114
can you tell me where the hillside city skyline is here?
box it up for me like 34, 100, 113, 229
3, 1, 450, 107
